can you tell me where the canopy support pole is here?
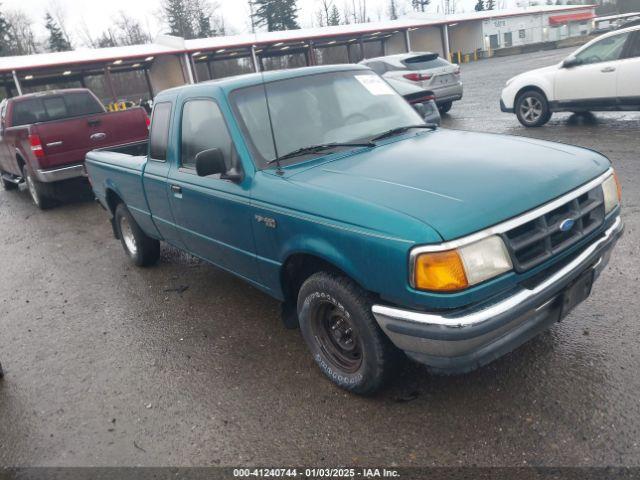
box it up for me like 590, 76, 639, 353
12, 70, 22, 96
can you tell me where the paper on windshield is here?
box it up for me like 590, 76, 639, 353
355, 75, 396, 96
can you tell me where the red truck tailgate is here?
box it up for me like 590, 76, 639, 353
34, 108, 149, 169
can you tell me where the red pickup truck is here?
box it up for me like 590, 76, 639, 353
0, 88, 149, 209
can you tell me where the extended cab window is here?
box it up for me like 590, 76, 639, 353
575, 33, 630, 65
149, 102, 172, 161
180, 99, 236, 172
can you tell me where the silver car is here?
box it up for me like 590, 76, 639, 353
360, 52, 463, 113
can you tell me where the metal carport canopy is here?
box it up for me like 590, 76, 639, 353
0, 43, 181, 74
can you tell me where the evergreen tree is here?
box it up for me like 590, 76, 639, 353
389, 0, 398, 19
45, 12, 71, 52
163, 0, 195, 38
475, 0, 485, 10
197, 9, 213, 37
328, 4, 341, 25
251, 0, 300, 32
411, 0, 431, 11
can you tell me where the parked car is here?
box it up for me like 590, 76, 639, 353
86, 65, 623, 395
385, 77, 441, 125
501, 25, 640, 127
0, 88, 150, 208
360, 52, 463, 113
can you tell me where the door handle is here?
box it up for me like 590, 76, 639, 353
88, 119, 101, 127
601, 66, 616, 73
170, 185, 182, 194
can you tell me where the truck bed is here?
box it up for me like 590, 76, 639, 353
86, 141, 150, 229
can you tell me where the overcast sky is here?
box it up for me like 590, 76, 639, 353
2, 0, 447, 47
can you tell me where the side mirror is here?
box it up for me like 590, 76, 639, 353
562, 56, 580, 68
195, 148, 226, 177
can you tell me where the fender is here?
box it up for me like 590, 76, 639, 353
502, 69, 557, 110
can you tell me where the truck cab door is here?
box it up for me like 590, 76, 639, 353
554, 31, 630, 108
142, 101, 185, 249
166, 98, 257, 279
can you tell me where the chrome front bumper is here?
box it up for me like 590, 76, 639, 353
35, 163, 86, 183
372, 216, 623, 374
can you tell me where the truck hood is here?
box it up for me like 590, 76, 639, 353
288, 129, 610, 241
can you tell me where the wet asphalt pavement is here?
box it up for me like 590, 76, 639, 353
0, 47, 639, 467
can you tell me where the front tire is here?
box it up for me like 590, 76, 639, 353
22, 165, 55, 209
114, 203, 160, 267
297, 272, 398, 395
438, 101, 453, 114
515, 90, 551, 127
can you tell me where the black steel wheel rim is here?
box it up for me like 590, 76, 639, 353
311, 301, 363, 373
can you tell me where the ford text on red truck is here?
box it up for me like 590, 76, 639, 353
0, 89, 149, 209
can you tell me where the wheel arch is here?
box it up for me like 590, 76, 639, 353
105, 188, 124, 215
514, 85, 549, 104
280, 251, 371, 310
15, 152, 26, 173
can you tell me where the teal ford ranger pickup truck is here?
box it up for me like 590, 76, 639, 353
85, 65, 623, 395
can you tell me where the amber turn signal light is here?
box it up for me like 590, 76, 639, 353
613, 170, 622, 202
414, 250, 469, 292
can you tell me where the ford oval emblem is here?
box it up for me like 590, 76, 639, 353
559, 218, 575, 232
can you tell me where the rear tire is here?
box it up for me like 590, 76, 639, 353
515, 90, 552, 127
297, 272, 399, 395
438, 101, 453, 114
114, 203, 160, 267
22, 165, 55, 209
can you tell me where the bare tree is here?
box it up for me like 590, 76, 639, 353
343, 0, 368, 23
316, 0, 335, 26
5, 10, 39, 55
113, 12, 152, 45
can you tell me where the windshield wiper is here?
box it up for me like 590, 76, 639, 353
369, 124, 437, 143
267, 142, 375, 165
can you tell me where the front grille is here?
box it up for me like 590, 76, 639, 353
502, 186, 605, 272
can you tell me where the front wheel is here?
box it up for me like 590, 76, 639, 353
438, 101, 453, 114
297, 272, 399, 395
515, 91, 552, 127
114, 203, 160, 267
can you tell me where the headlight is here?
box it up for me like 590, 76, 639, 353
602, 171, 622, 214
412, 236, 513, 292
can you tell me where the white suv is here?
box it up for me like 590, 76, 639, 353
501, 25, 640, 127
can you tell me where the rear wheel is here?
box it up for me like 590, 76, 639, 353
114, 203, 160, 267
297, 272, 399, 395
438, 101, 453, 114
22, 165, 55, 209
515, 90, 552, 127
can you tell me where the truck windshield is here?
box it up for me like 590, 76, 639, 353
12, 92, 104, 126
230, 70, 424, 168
